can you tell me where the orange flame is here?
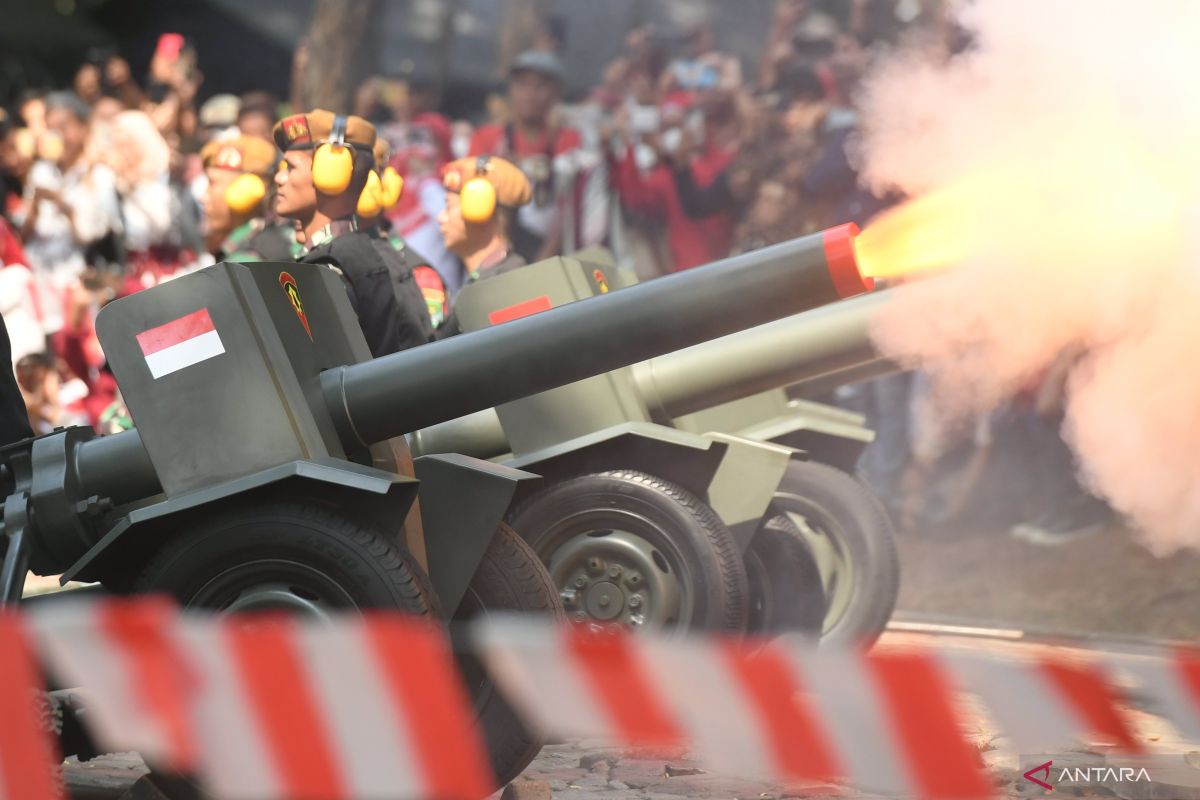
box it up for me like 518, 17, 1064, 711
853, 123, 1184, 282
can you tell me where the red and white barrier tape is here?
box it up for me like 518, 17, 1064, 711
1, 599, 1195, 800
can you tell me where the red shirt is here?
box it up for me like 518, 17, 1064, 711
469, 123, 581, 159
0, 217, 28, 267
610, 144, 735, 271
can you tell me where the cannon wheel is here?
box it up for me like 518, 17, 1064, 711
453, 523, 563, 788
509, 469, 748, 632
137, 503, 556, 790
767, 460, 899, 647
134, 500, 437, 617
744, 514, 826, 637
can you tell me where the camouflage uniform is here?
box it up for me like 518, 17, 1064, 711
219, 218, 303, 263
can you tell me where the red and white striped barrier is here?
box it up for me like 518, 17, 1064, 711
0, 599, 1195, 800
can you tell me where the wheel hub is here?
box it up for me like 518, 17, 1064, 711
584, 581, 625, 620
548, 530, 683, 628
188, 559, 357, 620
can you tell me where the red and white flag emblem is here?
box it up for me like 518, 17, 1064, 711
136, 309, 225, 379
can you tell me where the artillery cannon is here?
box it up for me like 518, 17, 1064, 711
0, 224, 872, 785
408, 256, 899, 644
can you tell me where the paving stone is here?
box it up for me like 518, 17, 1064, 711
610, 760, 668, 790
501, 778, 553, 800
580, 752, 621, 771
663, 764, 706, 778
566, 773, 610, 789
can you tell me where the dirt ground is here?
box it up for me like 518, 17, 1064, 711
892, 521, 1200, 642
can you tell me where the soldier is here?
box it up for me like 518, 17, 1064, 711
200, 135, 300, 263
356, 139, 447, 328
272, 109, 432, 356
435, 155, 532, 338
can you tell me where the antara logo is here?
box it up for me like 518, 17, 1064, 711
1058, 767, 1151, 783
1023, 759, 1154, 791
278, 272, 313, 339
1024, 760, 1053, 791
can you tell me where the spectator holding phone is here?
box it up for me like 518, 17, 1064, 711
19, 92, 119, 333
469, 50, 582, 262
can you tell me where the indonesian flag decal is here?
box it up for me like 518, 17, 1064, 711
135, 309, 225, 379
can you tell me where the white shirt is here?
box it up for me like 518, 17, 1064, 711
22, 159, 119, 286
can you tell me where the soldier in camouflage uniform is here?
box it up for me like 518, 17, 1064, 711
201, 135, 300, 263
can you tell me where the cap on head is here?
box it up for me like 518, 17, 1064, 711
203, 135, 277, 215
201, 135, 276, 176
442, 155, 532, 223
509, 50, 565, 85
273, 109, 376, 196
272, 109, 376, 154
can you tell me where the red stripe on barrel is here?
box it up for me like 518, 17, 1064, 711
822, 223, 874, 298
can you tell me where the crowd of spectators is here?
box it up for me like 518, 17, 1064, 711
5, 1, 1101, 537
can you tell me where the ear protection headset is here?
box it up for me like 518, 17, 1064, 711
356, 169, 384, 218
380, 165, 403, 208
357, 160, 405, 218
460, 155, 498, 224
224, 172, 267, 215
312, 114, 356, 195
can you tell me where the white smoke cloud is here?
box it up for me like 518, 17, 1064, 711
857, 0, 1200, 553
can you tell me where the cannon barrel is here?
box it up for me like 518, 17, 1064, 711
321, 225, 871, 448
408, 291, 895, 461
74, 225, 871, 503
633, 289, 892, 420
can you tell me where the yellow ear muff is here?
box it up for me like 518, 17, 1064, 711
381, 166, 403, 210
357, 170, 383, 218
312, 114, 355, 195
460, 177, 496, 224
313, 143, 353, 194
225, 173, 267, 215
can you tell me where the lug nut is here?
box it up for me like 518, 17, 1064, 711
629, 595, 642, 609
560, 589, 577, 605
598, 596, 610, 607
608, 565, 622, 578
574, 576, 587, 587
574, 612, 586, 621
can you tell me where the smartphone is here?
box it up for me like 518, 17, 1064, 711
694, 65, 720, 90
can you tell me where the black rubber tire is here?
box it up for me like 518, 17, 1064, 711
509, 469, 748, 632
135, 501, 437, 617
455, 523, 564, 788
744, 514, 827, 638
768, 460, 899, 648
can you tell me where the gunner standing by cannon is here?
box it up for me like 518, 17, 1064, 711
272, 109, 432, 355
435, 155, 532, 338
